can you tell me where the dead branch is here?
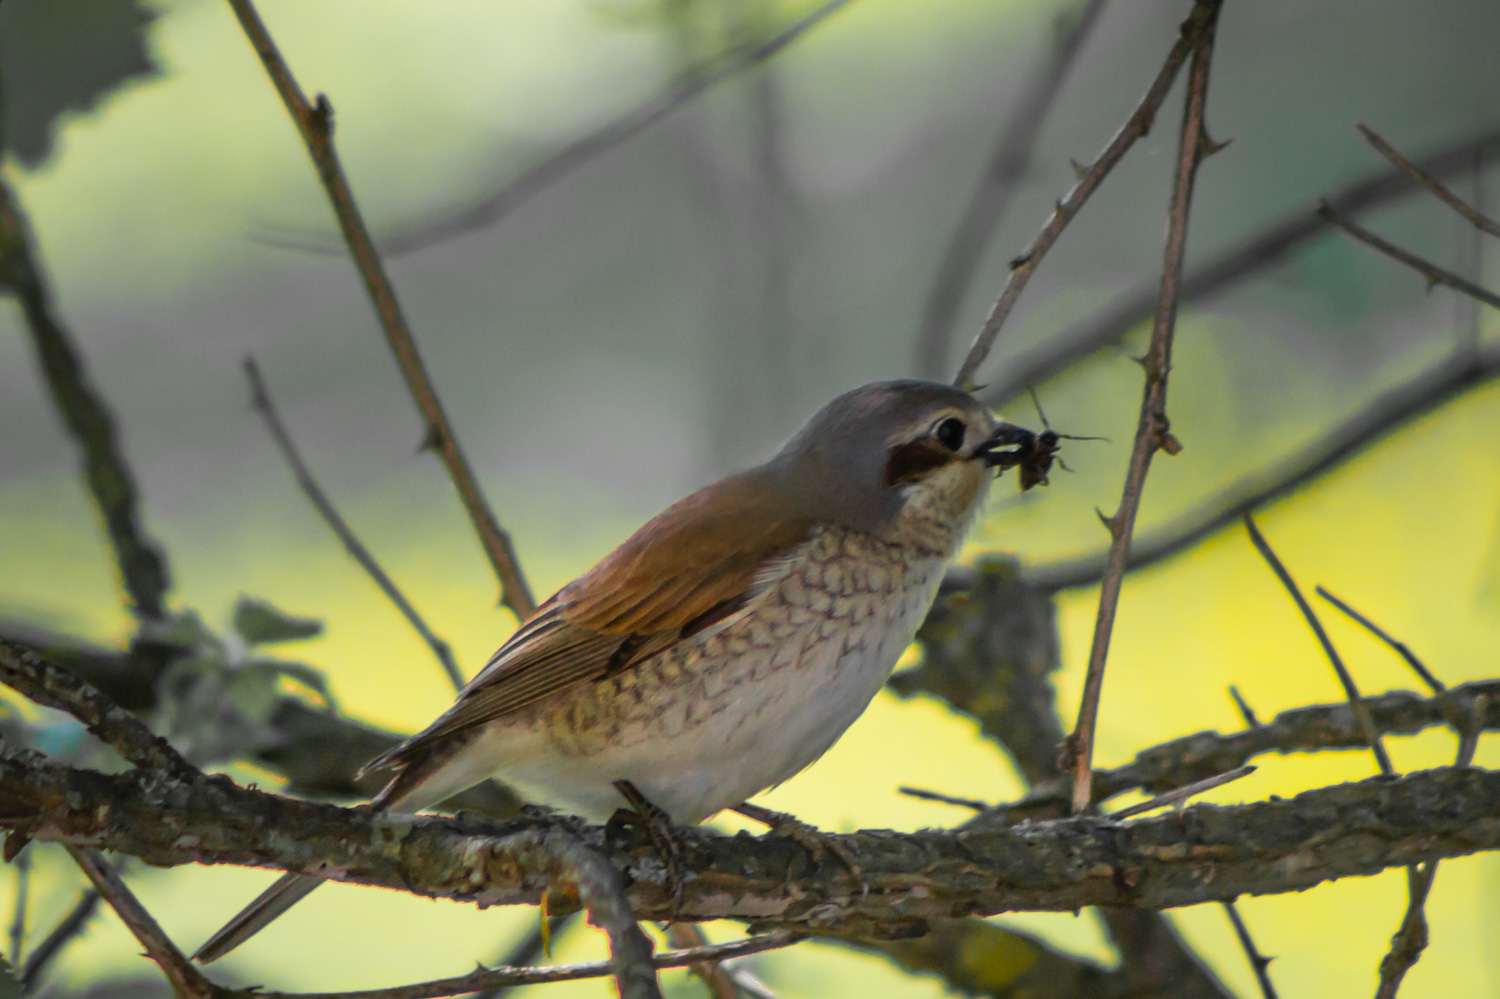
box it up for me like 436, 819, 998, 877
1023, 341, 1500, 591
979, 128, 1500, 407
224, 0, 535, 619
1317, 200, 1500, 311
245, 358, 464, 692
0, 177, 171, 622
1221, 902, 1278, 999
1357, 123, 1500, 239
950, 0, 1220, 389
1067, 0, 1224, 813
1242, 516, 1394, 775
1109, 764, 1253, 820
914, 0, 1109, 378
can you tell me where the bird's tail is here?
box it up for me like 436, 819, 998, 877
192, 872, 322, 964
193, 734, 486, 964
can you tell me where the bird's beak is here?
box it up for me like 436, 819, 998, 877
974, 421, 1036, 469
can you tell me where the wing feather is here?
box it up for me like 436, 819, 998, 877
367, 468, 812, 774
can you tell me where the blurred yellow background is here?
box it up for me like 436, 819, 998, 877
2, 0, 1498, 996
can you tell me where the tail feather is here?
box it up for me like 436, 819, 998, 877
193, 872, 322, 964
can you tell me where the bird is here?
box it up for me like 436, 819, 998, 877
195, 378, 1048, 963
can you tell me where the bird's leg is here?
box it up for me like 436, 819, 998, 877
610, 779, 687, 914
730, 802, 862, 881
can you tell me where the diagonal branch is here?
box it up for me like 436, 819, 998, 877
1242, 516, 1394, 775
1357, 123, 1500, 239
224, 0, 535, 620
914, 0, 1109, 378
1221, 902, 1279, 999
0, 176, 172, 622
245, 358, 464, 692
950, 0, 1218, 389
374, 0, 853, 257
0, 636, 194, 779
1318, 200, 1500, 311
18, 888, 99, 991
978, 128, 1500, 408
1066, 0, 1224, 813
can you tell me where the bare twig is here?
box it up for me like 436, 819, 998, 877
1242, 516, 1394, 776
0, 637, 194, 779
0, 178, 171, 622
914, 0, 1109, 378
1066, 0, 1224, 813
244, 358, 464, 691
468, 917, 561, 999
1110, 764, 1253, 819
1025, 342, 1500, 591
979, 128, 1500, 408
225, 933, 799, 999
224, 0, 535, 620
665, 923, 737, 999
66, 847, 218, 998
1228, 685, 1261, 728
7, 850, 27, 966
366, 0, 852, 257
1315, 587, 1446, 696
1318, 200, 1500, 311
1221, 902, 1279, 999
1357, 124, 1500, 240
950, 0, 1220, 389
897, 786, 990, 811
18, 889, 100, 991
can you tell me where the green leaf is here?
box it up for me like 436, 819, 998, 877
233, 596, 323, 647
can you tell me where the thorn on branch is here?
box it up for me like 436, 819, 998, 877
1228, 685, 1261, 728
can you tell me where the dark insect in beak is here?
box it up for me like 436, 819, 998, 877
978, 423, 1101, 491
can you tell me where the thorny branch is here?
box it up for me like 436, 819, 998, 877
1317, 200, 1500, 312
0, 177, 172, 622
1066, 0, 1223, 813
978, 128, 1500, 408
1357, 123, 1500, 240
224, 0, 536, 620
1221, 902, 1279, 999
949, 0, 1219, 389
914, 0, 1108, 379
245, 358, 465, 692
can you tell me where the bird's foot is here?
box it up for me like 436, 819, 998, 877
610, 779, 688, 915
731, 802, 862, 883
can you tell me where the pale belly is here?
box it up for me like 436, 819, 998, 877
444, 543, 951, 823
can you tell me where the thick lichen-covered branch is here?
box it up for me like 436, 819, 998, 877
4, 740, 1496, 936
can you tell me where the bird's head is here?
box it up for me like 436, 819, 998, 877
769, 379, 1039, 549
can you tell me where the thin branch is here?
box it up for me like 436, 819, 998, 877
665, 923, 736, 999
897, 787, 989, 811
18, 889, 99, 991
978, 128, 1500, 408
1318, 200, 1500, 311
1024, 341, 1500, 591
0, 176, 171, 622
66, 847, 218, 998
224, 0, 535, 620
7, 850, 27, 966
1110, 764, 1253, 820
231, 933, 799, 999
1315, 587, 1445, 697
1242, 516, 1394, 775
1066, 0, 1224, 813
1228, 685, 1261, 728
1357, 123, 1500, 239
913, 0, 1109, 378
1221, 902, 1279, 999
244, 358, 464, 692
5, 748, 1499, 927
468, 917, 561, 999
0, 637, 194, 779
949, 0, 1220, 389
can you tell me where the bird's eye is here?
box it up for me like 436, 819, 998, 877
934, 417, 967, 451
